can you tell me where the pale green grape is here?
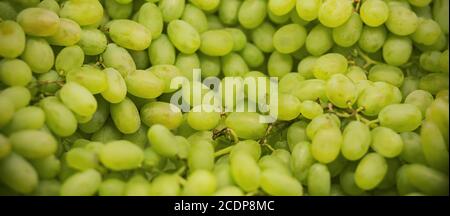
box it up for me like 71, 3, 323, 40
360, 0, 389, 27
60, 0, 104, 26
405, 163, 449, 196
354, 153, 387, 190
0, 59, 32, 87
182, 4, 209, 33
311, 127, 342, 164
46, 18, 82, 47
261, 169, 303, 196
300, 100, 323, 120
382, 35, 413, 66
378, 104, 422, 132
318, 0, 353, 28
306, 24, 334, 56
230, 152, 260, 192
326, 74, 357, 108
126, 70, 165, 99
307, 163, 331, 196
358, 25, 387, 53
297, 56, 318, 79
99, 140, 144, 171
290, 141, 315, 183
371, 127, 404, 158
0, 21, 26, 59
368, 64, 404, 87
2, 106, 45, 134
17, 7, 60, 37
296, 0, 322, 21
55, 46, 85, 76
238, 0, 267, 29
0, 153, 38, 194
332, 13, 363, 47
420, 51, 442, 73
150, 174, 181, 196
66, 65, 108, 94
60, 169, 102, 196
99, 178, 125, 196
313, 53, 348, 80
147, 124, 179, 157
420, 120, 449, 173
200, 30, 234, 56
105, 0, 132, 19
167, 20, 201, 54
188, 140, 214, 171
148, 35, 176, 66
59, 82, 97, 117
400, 132, 427, 164
39, 97, 77, 137
77, 28, 108, 56
21, 38, 54, 74
66, 148, 99, 171
385, 5, 419, 36
110, 97, 141, 134
182, 170, 217, 196
411, 18, 442, 45
273, 24, 307, 54
225, 112, 268, 140
306, 113, 340, 139
341, 121, 371, 161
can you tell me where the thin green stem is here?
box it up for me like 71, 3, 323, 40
214, 145, 234, 158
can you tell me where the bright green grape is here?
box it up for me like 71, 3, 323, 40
371, 127, 404, 158
0, 59, 32, 87
342, 121, 371, 161
46, 18, 81, 46
326, 74, 357, 108
17, 7, 60, 37
59, 82, 97, 117
66, 65, 108, 94
225, 112, 268, 140
110, 97, 141, 134
200, 30, 234, 56
101, 68, 127, 104
306, 24, 334, 56
358, 25, 387, 53
307, 163, 331, 196
125, 70, 165, 99
188, 140, 214, 171
261, 169, 303, 196
313, 53, 348, 80
167, 20, 201, 54
60, 169, 102, 196
354, 153, 387, 190
385, 5, 419, 36
273, 24, 307, 54
147, 124, 179, 157
368, 64, 404, 87
318, 0, 353, 28
360, 0, 389, 27
311, 127, 342, 164
99, 140, 144, 171
332, 13, 363, 47
238, 0, 267, 29
378, 104, 422, 132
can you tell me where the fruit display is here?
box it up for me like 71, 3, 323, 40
0, 0, 448, 196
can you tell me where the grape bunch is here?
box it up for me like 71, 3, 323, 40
0, 0, 449, 196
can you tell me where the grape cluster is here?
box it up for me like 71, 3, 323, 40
0, 0, 449, 196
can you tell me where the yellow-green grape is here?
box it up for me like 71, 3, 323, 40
187, 110, 220, 131
290, 141, 315, 182
432, 0, 449, 34
371, 127, 404, 158
199, 54, 221, 77
214, 186, 244, 196
411, 18, 442, 46
0, 135, 12, 159
149, 174, 181, 196
341, 121, 371, 161
99, 178, 125, 196
142, 147, 163, 170
357, 82, 401, 116
147, 124, 179, 157
17, 7, 59, 37
125, 70, 165, 99
240, 43, 265, 69
60, 0, 104, 26
138, 2, 163, 39
102, 43, 135, 77
222, 52, 249, 77
306, 113, 340, 139
0, 86, 31, 110
326, 74, 357, 108
124, 175, 151, 196
259, 155, 291, 176
0, 153, 38, 194
99, 140, 144, 171
230, 140, 262, 161
33, 180, 61, 196
400, 132, 426, 164
219, 0, 242, 26
273, 24, 307, 54
238, 0, 267, 29
59, 82, 97, 117
368, 64, 404, 87
31, 155, 61, 179
425, 98, 449, 142
101, 68, 127, 104
9, 130, 56, 160
167, 20, 201, 54
108, 19, 152, 51
189, 0, 220, 12
358, 25, 387, 53
148, 65, 182, 94
182, 4, 209, 33
354, 153, 387, 190
104, 0, 132, 19
307, 163, 331, 196
0, 96, 15, 129
268, 51, 293, 77
129, 50, 150, 70
346, 66, 367, 82
159, 0, 185, 22
311, 127, 342, 164
383, 35, 413, 66
405, 163, 449, 196
420, 51, 442, 73
296, 0, 321, 21
21, 37, 54, 74
306, 24, 334, 56
0, 59, 32, 87
148, 35, 176, 66
39, 97, 77, 137
318, 0, 353, 28
420, 120, 449, 173
396, 165, 419, 195
419, 73, 449, 95
66, 148, 98, 171
140, 101, 183, 129
188, 140, 214, 171
314, 53, 348, 80
79, 96, 109, 134
251, 22, 275, 53
268, 0, 295, 16
332, 13, 363, 47
60, 169, 102, 196
230, 152, 260, 192
66, 65, 107, 94
175, 53, 200, 79
359, 0, 389, 27
279, 73, 304, 94
110, 97, 141, 134
385, 4, 419, 36
339, 164, 366, 196
77, 28, 108, 56
2, 106, 45, 134
214, 160, 235, 189
440, 49, 449, 73
182, 170, 217, 196
299, 100, 322, 120
55, 46, 84, 76
277, 94, 301, 121
0, 1, 17, 20
261, 169, 303, 196
0, 21, 26, 59
378, 104, 422, 132
297, 56, 317, 79
47, 18, 82, 46
225, 112, 268, 140
200, 30, 234, 56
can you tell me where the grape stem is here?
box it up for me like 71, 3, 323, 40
354, 0, 362, 13
177, 176, 187, 186
356, 48, 383, 69
214, 145, 234, 158
175, 166, 186, 176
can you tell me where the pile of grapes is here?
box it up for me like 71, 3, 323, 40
0, 0, 449, 196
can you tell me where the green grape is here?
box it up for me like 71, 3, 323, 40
368, 64, 404, 87
259, 155, 291, 176
411, 18, 442, 45
31, 155, 61, 179
21, 37, 54, 74
218, 0, 241, 25
268, 0, 296, 16
339, 164, 366, 196
400, 132, 427, 164
188, 140, 214, 171
0, 1, 17, 21
47, 18, 82, 47
60, 169, 102, 196
138, 2, 163, 39
425, 97, 449, 143
420, 51, 441, 73
37, 0, 59, 13
17, 7, 60, 37
307, 163, 331, 196
129, 50, 150, 70
306, 114, 340, 139
404, 90, 434, 116
238, 0, 267, 29
297, 56, 317, 79
432, 0, 449, 34
150, 174, 181, 196
229, 140, 261, 162
225, 112, 268, 140
268, 51, 293, 77
268, 8, 291, 24
200, 30, 234, 56
182, 170, 217, 196
354, 153, 387, 190
0, 153, 38, 194
182, 4, 209, 33
332, 13, 363, 47
60, 0, 104, 26
346, 66, 367, 82
251, 22, 275, 53
313, 53, 348, 80
126, 70, 165, 99
0, 135, 12, 159
105, 0, 132, 19
230, 152, 260, 192
360, 0, 389, 27
99, 140, 144, 171
214, 186, 244, 196
419, 73, 449, 95
290, 141, 315, 182
91, 121, 122, 143
207, 15, 225, 30
222, 53, 249, 77
66, 148, 99, 171
385, 5, 419, 36
102, 43, 136, 77
59, 82, 97, 117
326, 74, 357, 108
39, 97, 77, 137
199, 54, 221, 77
147, 124, 179, 157
101, 68, 127, 104
277, 94, 301, 121
214, 161, 235, 189
273, 24, 307, 54
55, 46, 85, 76
261, 169, 303, 196
382, 35, 413, 66
33, 180, 61, 196
110, 97, 141, 134
371, 127, 404, 158
140, 101, 183, 130
379, 103, 422, 132
405, 164, 449, 196
0, 86, 31, 110
318, 0, 353, 28
148, 35, 176, 66
142, 147, 164, 170
159, 0, 186, 22
311, 127, 342, 164
99, 178, 125, 196
306, 24, 334, 56
341, 121, 371, 161
401, 77, 419, 100
299, 100, 323, 120
66, 65, 107, 94
358, 25, 387, 53
408, 0, 432, 7
0, 59, 32, 87
35, 71, 63, 94
357, 82, 401, 116
124, 175, 151, 196
420, 120, 449, 173
2, 106, 45, 134
187, 110, 220, 131
279, 73, 304, 94
0, 21, 26, 58
225, 28, 247, 52
79, 96, 109, 134
296, 0, 321, 21
77, 28, 108, 56
9, 130, 57, 160
396, 165, 419, 195
175, 53, 200, 79
108, 19, 152, 51
167, 20, 201, 54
